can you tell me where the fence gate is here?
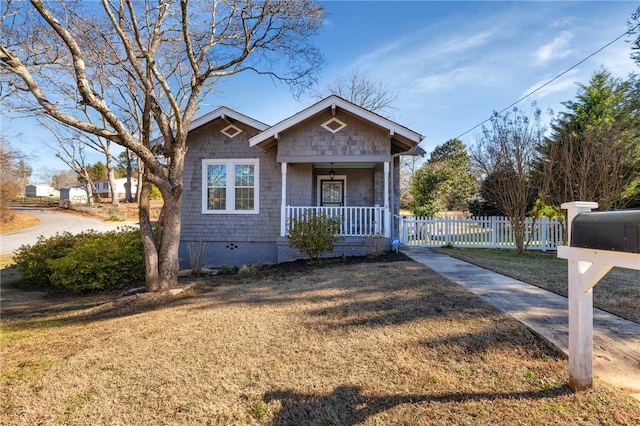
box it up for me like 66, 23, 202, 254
396, 215, 563, 251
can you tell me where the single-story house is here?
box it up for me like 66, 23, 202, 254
59, 185, 88, 206
93, 178, 138, 198
179, 95, 423, 268
25, 184, 59, 198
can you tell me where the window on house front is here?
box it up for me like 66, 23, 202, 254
202, 159, 259, 214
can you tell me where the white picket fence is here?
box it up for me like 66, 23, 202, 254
397, 215, 563, 251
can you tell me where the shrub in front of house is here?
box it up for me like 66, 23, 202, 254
13, 227, 144, 293
14, 232, 77, 287
287, 211, 342, 261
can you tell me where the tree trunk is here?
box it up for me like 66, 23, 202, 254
124, 149, 134, 203
139, 177, 160, 291
105, 143, 119, 207
514, 222, 525, 254
83, 170, 94, 207
136, 159, 143, 203
157, 191, 182, 289
138, 167, 183, 292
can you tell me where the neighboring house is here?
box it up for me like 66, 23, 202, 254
180, 95, 423, 268
25, 184, 59, 198
59, 186, 88, 206
93, 178, 138, 198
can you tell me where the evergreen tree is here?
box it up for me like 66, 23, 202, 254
538, 69, 640, 210
410, 139, 476, 215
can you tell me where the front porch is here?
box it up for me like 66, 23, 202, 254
278, 159, 395, 239
282, 206, 391, 237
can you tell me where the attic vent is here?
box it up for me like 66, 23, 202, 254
321, 117, 347, 134
221, 124, 242, 138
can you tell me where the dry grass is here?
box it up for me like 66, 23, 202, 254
2, 260, 639, 425
69, 199, 162, 222
0, 253, 15, 270
0, 211, 39, 234
435, 248, 640, 324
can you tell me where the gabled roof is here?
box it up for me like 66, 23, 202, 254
248, 95, 423, 148
189, 106, 269, 132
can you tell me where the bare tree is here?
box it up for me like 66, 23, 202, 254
540, 124, 638, 213
50, 169, 78, 189
1, 0, 325, 291
117, 148, 138, 203
313, 67, 396, 116
0, 138, 31, 221
473, 106, 543, 253
399, 156, 421, 209
53, 135, 97, 205
40, 121, 115, 206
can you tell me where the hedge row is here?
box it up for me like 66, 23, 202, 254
13, 227, 145, 293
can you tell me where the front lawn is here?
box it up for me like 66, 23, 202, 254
435, 248, 640, 324
0, 211, 39, 234
1, 258, 638, 425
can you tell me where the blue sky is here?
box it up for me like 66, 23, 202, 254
4, 1, 639, 181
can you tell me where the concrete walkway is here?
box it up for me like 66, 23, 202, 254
402, 247, 640, 399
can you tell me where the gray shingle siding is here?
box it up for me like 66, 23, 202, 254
179, 241, 278, 268
277, 110, 389, 159
180, 105, 404, 268
180, 119, 281, 268
286, 163, 313, 205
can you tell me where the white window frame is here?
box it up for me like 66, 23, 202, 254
202, 158, 260, 214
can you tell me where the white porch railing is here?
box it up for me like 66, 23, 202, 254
397, 215, 563, 251
283, 206, 389, 237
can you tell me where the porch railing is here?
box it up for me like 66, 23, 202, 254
283, 206, 389, 237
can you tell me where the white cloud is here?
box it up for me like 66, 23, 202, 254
594, 43, 637, 78
412, 67, 476, 93
342, 26, 504, 100
519, 69, 579, 101
533, 31, 574, 65
351, 25, 499, 76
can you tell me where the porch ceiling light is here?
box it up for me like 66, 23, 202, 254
329, 163, 335, 180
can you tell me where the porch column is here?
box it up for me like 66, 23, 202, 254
384, 161, 390, 237
280, 162, 287, 237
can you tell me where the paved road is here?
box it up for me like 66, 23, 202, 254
1, 207, 137, 254
403, 247, 640, 400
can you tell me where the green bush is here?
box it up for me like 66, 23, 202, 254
14, 232, 78, 287
287, 211, 342, 261
149, 184, 162, 200
13, 227, 144, 293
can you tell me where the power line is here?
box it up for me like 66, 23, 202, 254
453, 22, 640, 141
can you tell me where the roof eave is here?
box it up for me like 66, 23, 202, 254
249, 95, 422, 147
189, 107, 269, 132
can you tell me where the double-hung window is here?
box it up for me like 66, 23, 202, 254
202, 159, 259, 214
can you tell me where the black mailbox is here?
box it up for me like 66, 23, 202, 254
571, 210, 640, 253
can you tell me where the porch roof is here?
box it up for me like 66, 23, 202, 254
248, 95, 423, 151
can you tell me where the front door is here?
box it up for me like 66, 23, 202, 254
320, 180, 344, 207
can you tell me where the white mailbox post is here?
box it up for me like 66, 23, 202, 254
557, 201, 640, 391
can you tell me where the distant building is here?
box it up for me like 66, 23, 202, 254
93, 178, 138, 199
59, 186, 88, 207
25, 184, 59, 198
